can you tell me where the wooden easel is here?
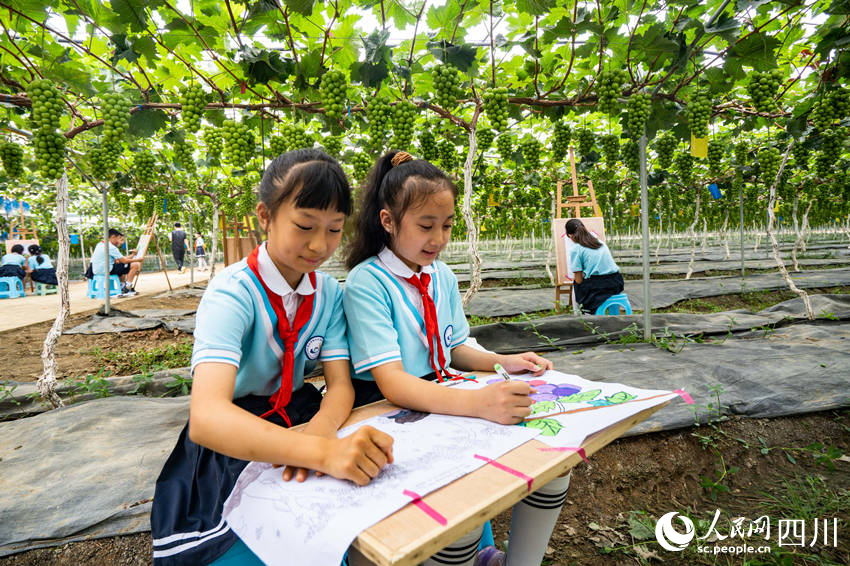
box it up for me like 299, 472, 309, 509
554, 147, 602, 310
131, 213, 173, 291
220, 214, 259, 266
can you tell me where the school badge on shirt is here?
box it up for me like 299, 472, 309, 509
443, 324, 453, 348
305, 336, 324, 360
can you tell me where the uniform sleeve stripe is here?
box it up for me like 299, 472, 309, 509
191, 358, 240, 372
193, 348, 241, 364
319, 354, 350, 361
320, 348, 348, 358
451, 335, 468, 347
353, 351, 402, 372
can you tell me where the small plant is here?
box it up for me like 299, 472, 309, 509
519, 312, 564, 351
0, 380, 21, 406
72, 369, 112, 398
819, 308, 839, 320
130, 372, 155, 396
700, 450, 739, 501
164, 374, 193, 397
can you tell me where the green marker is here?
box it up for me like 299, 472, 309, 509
494, 363, 511, 382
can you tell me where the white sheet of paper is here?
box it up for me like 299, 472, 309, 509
134, 234, 151, 259
222, 411, 540, 566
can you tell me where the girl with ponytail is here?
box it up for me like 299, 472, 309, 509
27, 244, 57, 285
565, 218, 624, 314
344, 150, 570, 566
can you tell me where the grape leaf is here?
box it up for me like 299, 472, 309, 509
558, 389, 601, 403
523, 418, 563, 436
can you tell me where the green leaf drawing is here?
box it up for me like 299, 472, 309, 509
523, 418, 563, 437
605, 391, 638, 404
559, 389, 601, 403
530, 400, 557, 415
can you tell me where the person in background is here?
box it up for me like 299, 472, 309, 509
565, 218, 624, 314
194, 232, 208, 271
169, 222, 189, 273
0, 243, 27, 280
27, 244, 57, 286
90, 228, 143, 297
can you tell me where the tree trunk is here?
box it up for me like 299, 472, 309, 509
544, 195, 555, 286
701, 217, 708, 253
461, 124, 482, 308
37, 172, 69, 409
766, 140, 813, 320
791, 199, 814, 272
210, 198, 219, 279
685, 188, 701, 280
722, 208, 730, 260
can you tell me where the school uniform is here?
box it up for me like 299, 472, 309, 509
28, 254, 58, 285
90, 241, 129, 277
343, 247, 470, 406
569, 241, 624, 314
0, 253, 26, 279
151, 243, 349, 566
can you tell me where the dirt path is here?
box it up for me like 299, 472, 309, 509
3, 410, 847, 565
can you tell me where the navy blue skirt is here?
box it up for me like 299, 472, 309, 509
151, 384, 323, 565
574, 271, 624, 314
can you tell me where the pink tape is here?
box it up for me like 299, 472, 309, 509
403, 490, 447, 526
673, 388, 694, 404
538, 446, 589, 463
474, 454, 534, 492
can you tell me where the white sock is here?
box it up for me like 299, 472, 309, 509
422, 524, 483, 566
505, 473, 571, 566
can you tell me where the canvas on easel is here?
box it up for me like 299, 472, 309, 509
552, 147, 605, 311
131, 213, 172, 291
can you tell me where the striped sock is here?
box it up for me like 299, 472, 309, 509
505, 473, 571, 566
422, 525, 484, 566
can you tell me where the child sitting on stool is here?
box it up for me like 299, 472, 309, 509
0, 244, 27, 281
565, 218, 624, 314
27, 244, 58, 286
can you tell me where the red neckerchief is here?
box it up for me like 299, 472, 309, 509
404, 272, 463, 382
246, 245, 316, 426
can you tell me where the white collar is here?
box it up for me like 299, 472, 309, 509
258, 243, 315, 297
378, 247, 436, 279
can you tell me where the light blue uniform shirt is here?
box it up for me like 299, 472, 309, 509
569, 242, 619, 278
91, 241, 123, 275
191, 244, 349, 399
1, 253, 25, 267
344, 247, 470, 380
28, 255, 53, 270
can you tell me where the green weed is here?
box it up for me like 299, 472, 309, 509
72, 369, 111, 398
0, 380, 21, 406
163, 374, 193, 397
87, 341, 194, 375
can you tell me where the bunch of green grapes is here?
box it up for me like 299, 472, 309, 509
322, 135, 343, 156
33, 129, 65, 179
0, 142, 24, 178
621, 139, 639, 172
575, 128, 594, 157
352, 152, 373, 182
269, 135, 287, 156
791, 141, 809, 171
601, 134, 620, 167
707, 140, 724, 175
439, 139, 457, 171
476, 127, 495, 150
496, 134, 513, 161
551, 121, 571, 162
391, 100, 417, 149
757, 147, 781, 185
433, 65, 462, 108
519, 137, 541, 170
89, 141, 120, 180
320, 69, 347, 120
222, 121, 254, 166
282, 123, 312, 150
820, 129, 843, 163
28, 79, 64, 131
734, 140, 748, 166
746, 69, 783, 114
674, 151, 693, 185
483, 86, 509, 131
625, 92, 651, 137
237, 176, 257, 216
732, 169, 744, 194
685, 89, 712, 138
595, 69, 627, 115
654, 131, 676, 169
133, 150, 157, 184
419, 128, 439, 161
174, 139, 196, 174
179, 84, 205, 132
367, 95, 392, 144
203, 128, 223, 159
100, 92, 128, 143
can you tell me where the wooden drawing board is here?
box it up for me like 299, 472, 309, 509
553, 217, 606, 285
302, 375, 668, 566
133, 234, 152, 259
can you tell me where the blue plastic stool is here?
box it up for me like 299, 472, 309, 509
35, 281, 58, 296
479, 520, 495, 550
0, 277, 24, 299
87, 275, 122, 298
595, 293, 632, 315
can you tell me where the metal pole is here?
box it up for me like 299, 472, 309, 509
188, 205, 194, 288
739, 183, 745, 279
638, 134, 651, 340
101, 187, 111, 315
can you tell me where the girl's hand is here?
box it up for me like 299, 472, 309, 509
281, 419, 338, 482
476, 381, 536, 425
320, 426, 395, 486
497, 353, 553, 377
